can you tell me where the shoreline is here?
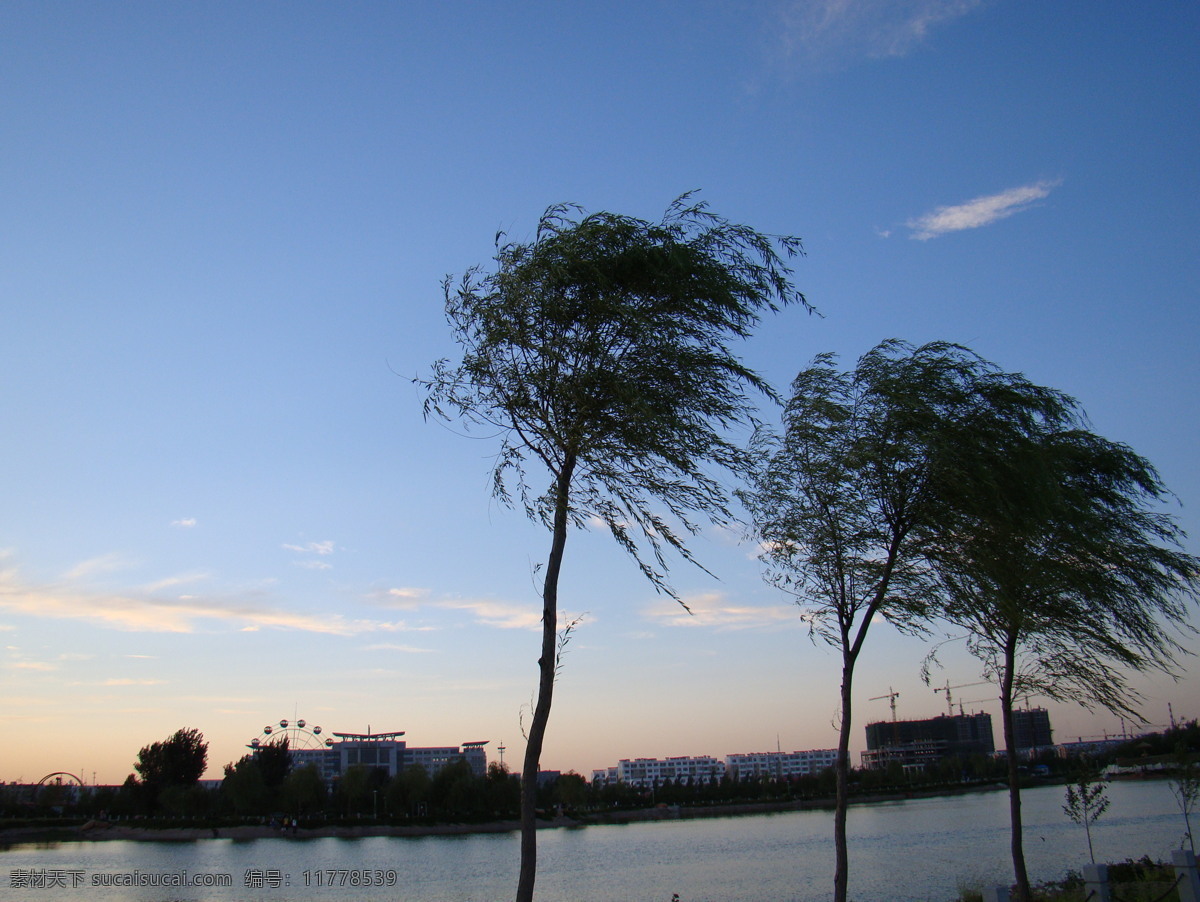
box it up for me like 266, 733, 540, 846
0, 782, 1009, 846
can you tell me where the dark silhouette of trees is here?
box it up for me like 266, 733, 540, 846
281, 764, 326, 816
255, 738, 292, 789
420, 193, 808, 902
220, 738, 293, 816
430, 758, 482, 818
750, 341, 1197, 902
334, 764, 387, 817
484, 763, 521, 819
742, 341, 1011, 902
549, 771, 588, 812
221, 754, 270, 815
131, 727, 208, 812
386, 762, 431, 818
921, 377, 1200, 902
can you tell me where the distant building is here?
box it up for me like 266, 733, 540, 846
1055, 737, 1127, 758
590, 748, 837, 786
406, 740, 489, 778
330, 730, 408, 777
603, 756, 725, 788
264, 729, 488, 784
591, 766, 619, 784
725, 749, 837, 780
861, 712, 994, 770
1011, 707, 1054, 753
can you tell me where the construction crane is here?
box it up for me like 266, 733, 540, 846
957, 698, 995, 715
932, 680, 989, 716
869, 687, 901, 721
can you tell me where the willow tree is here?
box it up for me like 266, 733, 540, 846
742, 340, 1021, 902
922, 387, 1200, 902
419, 194, 808, 902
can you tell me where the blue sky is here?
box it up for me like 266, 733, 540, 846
2, 0, 1197, 784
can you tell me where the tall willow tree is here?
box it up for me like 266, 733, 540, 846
419, 194, 808, 902
923, 385, 1200, 902
742, 341, 1036, 902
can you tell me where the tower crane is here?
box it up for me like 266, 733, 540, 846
957, 698, 996, 715
869, 687, 901, 721
931, 680, 990, 716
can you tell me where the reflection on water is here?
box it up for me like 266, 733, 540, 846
0, 781, 1185, 902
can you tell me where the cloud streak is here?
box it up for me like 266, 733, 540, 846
907, 180, 1061, 240
283, 541, 335, 556
642, 592, 797, 631
284, 540, 337, 570
0, 562, 410, 636
364, 643, 436, 654
371, 588, 571, 632
374, 587, 431, 610
431, 598, 542, 631
774, 0, 982, 70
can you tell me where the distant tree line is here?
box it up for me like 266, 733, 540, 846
0, 728, 521, 824
6, 721, 1197, 825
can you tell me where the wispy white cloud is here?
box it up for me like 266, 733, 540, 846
283, 540, 337, 571
374, 587, 431, 610
642, 592, 797, 631
364, 642, 436, 654
63, 554, 132, 581
907, 179, 1062, 240
369, 589, 543, 631
624, 629, 657, 641
142, 573, 209, 593
432, 598, 542, 630
283, 541, 335, 556
0, 561, 410, 636
8, 660, 58, 672
773, 0, 982, 70
171, 518, 197, 528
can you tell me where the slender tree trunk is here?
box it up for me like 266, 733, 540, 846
516, 457, 575, 902
1084, 812, 1095, 863
831, 542, 898, 902
833, 660, 854, 902
831, 538, 900, 902
1000, 637, 1032, 902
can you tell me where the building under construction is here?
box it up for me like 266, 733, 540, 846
1011, 707, 1054, 753
861, 712, 995, 770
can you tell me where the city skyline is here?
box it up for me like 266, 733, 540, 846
2, 1, 1197, 784
5, 701, 1145, 789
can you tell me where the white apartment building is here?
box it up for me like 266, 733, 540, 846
614, 755, 725, 787
591, 748, 838, 787
725, 749, 837, 780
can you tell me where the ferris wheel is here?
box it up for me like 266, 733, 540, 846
248, 718, 333, 752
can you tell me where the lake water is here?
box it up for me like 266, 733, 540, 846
1, 781, 1187, 902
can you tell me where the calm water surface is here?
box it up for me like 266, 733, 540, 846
1, 781, 1185, 902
